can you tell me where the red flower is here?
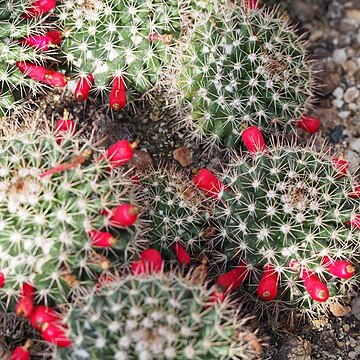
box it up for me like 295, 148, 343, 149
216, 262, 248, 291
105, 204, 138, 227
257, 263, 279, 301
105, 140, 135, 168
131, 249, 163, 275
41, 323, 72, 348
193, 168, 224, 198
23, 0, 56, 18
88, 230, 117, 248
171, 243, 191, 264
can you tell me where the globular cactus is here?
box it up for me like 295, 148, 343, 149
141, 166, 212, 264
194, 129, 360, 314
171, 3, 316, 148
56, 0, 188, 108
0, 0, 66, 117
0, 116, 142, 308
54, 262, 262, 359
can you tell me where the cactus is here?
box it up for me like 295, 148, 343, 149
56, 0, 190, 107
0, 119, 142, 308
54, 268, 262, 359
194, 136, 360, 313
171, 4, 315, 148
0, 0, 66, 117
141, 166, 212, 264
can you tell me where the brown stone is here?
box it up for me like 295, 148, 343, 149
173, 146, 193, 167
330, 302, 352, 317
313, 60, 342, 96
128, 149, 153, 170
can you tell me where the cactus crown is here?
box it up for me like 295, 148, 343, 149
55, 271, 261, 359
171, 5, 314, 147
207, 142, 359, 311
58, 0, 187, 96
0, 128, 141, 307
141, 166, 211, 262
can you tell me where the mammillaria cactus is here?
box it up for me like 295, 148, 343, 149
194, 132, 360, 313
171, 3, 316, 148
0, 0, 66, 117
54, 265, 262, 359
0, 117, 142, 308
141, 166, 212, 264
56, 0, 188, 108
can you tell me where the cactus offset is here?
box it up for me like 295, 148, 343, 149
171, 4, 314, 148
0, 120, 142, 307
55, 269, 262, 359
141, 166, 212, 263
194, 136, 360, 314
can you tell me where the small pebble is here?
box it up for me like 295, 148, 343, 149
344, 87, 359, 103
338, 111, 351, 118
349, 138, 360, 153
351, 297, 360, 321
173, 146, 193, 167
333, 48, 348, 63
329, 125, 344, 143
332, 98, 344, 108
333, 87, 344, 99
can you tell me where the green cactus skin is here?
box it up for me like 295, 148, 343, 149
55, 271, 261, 360
141, 166, 212, 262
0, 129, 141, 307
0, 0, 55, 117
173, 5, 314, 148
57, 0, 188, 97
209, 144, 359, 312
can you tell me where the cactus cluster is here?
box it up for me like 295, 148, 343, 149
141, 166, 211, 264
171, 4, 314, 147
194, 140, 360, 312
0, 123, 142, 308
56, 0, 187, 107
0, 0, 67, 117
55, 270, 261, 360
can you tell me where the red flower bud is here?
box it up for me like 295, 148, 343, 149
43, 69, 67, 87
300, 268, 329, 302
241, 126, 267, 153
16, 62, 47, 82
105, 204, 138, 227
41, 322, 72, 348
296, 116, 321, 134
15, 297, 34, 318
21, 34, 53, 50
55, 119, 75, 134
131, 249, 163, 275
0, 272, 5, 288
206, 287, 226, 308
109, 75, 127, 110
193, 168, 224, 198
105, 140, 135, 168
21, 283, 35, 299
257, 263, 279, 301
88, 230, 117, 248
332, 157, 348, 177
322, 256, 356, 279
30, 305, 61, 331
16, 62, 67, 87
75, 73, 94, 102
96, 273, 116, 289
23, 0, 56, 17
171, 243, 191, 265
47, 30, 62, 45
245, 0, 262, 9
9, 340, 31, 360
216, 262, 248, 291
347, 214, 360, 229
349, 184, 360, 198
